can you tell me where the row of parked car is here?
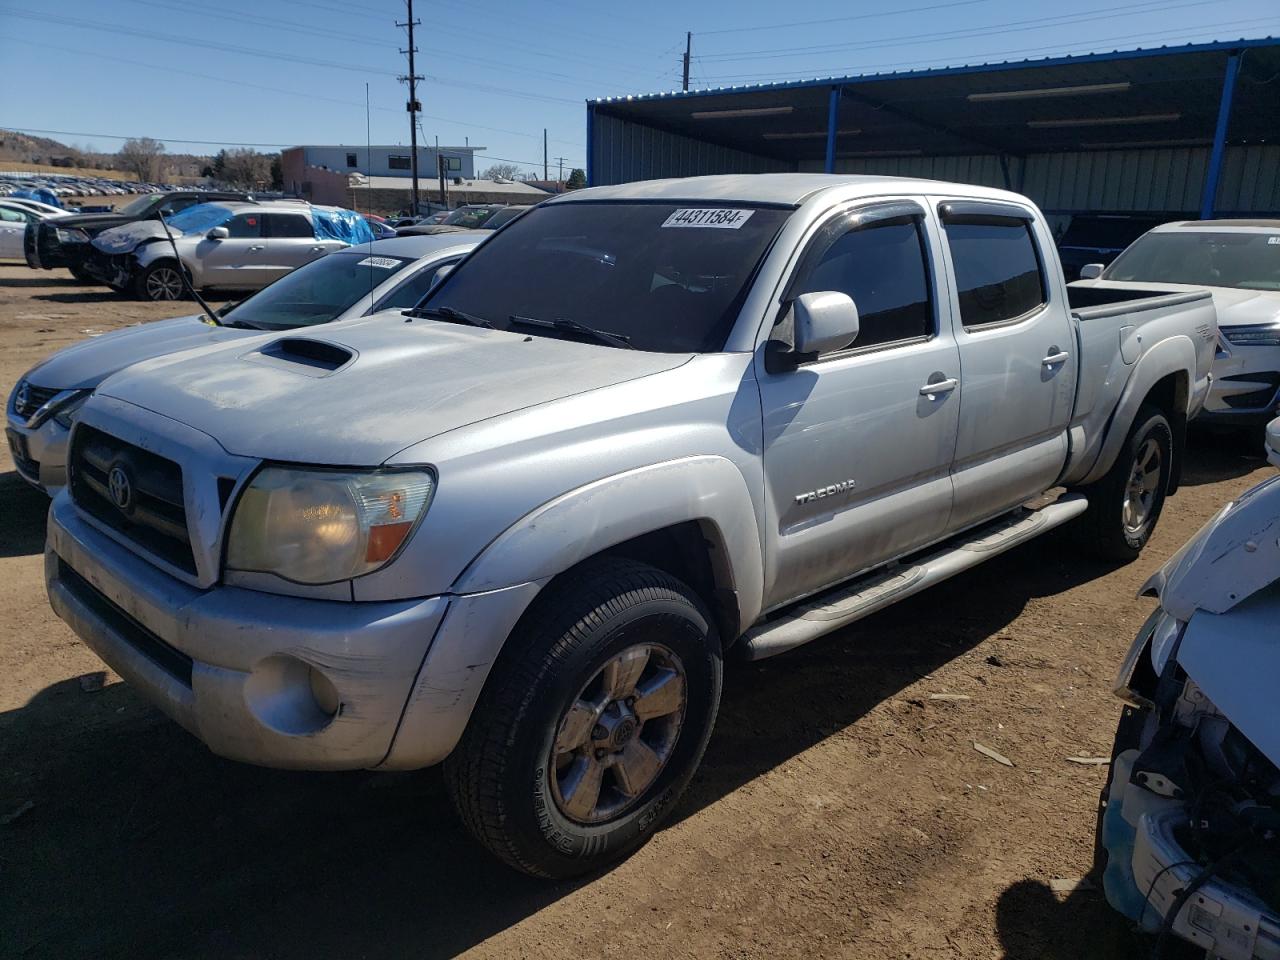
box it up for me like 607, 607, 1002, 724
6, 174, 1278, 956
0, 171, 177, 201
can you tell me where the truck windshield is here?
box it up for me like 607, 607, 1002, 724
223, 251, 416, 329
421, 201, 791, 352
1105, 231, 1280, 291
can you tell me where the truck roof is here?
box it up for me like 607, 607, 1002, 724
548, 173, 1032, 209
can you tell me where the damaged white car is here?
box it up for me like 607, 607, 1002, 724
1100, 421, 1280, 958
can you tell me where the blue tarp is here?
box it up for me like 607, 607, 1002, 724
12, 188, 62, 208
165, 202, 233, 235
313, 206, 375, 245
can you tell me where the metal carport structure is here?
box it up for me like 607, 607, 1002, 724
587, 37, 1280, 219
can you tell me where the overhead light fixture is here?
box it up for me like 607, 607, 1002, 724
1080, 138, 1211, 149
838, 149, 924, 157
762, 128, 861, 140
1028, 112, 1180, 128
968, 81, 1131, 102
691, 106, 795, 119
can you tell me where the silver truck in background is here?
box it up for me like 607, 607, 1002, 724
1102, 436, 1280, 959
45, 174, 1216, 878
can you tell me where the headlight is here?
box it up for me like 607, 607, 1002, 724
226, 467, 435, 584
51, 391, 90, 428
54, 227, 90, 244
1113, 608, 1185, 708
1221, 323, 1280, 347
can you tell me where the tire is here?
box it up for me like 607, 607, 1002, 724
444, 558, 723, 879
134, 260, 189, 301
68, 264, 95, 284
1075, 403, 1173, 562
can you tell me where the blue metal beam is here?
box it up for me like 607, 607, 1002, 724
825, 86, 840, 174
1200, 52, 1240, 220
586, 102, 595, 187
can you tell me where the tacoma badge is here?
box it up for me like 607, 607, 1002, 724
795, 479, 856, 505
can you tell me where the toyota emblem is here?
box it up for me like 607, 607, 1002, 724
15, 381, 29, 413
107, 464, 133, 513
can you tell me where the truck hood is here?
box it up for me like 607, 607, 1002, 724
1142, 471, 1280, 621
1074, 278, 1280, 327
95, 314, 694, 464
91, 220, 174, 255
25, 315, 256, 391
50, 212, 130, 234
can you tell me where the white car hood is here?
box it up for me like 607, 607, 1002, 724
91, 220, 176, 254
25, 315, 258, 391
95, 312, 693, 465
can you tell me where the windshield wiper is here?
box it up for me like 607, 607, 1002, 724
407, 304, 494, 328
507, 314, 634, 350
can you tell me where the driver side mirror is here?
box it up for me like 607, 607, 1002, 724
207, 226, 230, 240
1078, 263, 1104, 280
431, 264, 455, 286
790, 290, 860, 357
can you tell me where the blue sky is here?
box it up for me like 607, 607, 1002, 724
1, 0, 1277, 175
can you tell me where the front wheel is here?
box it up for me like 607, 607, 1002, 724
1075, 403, 1172, 562
135, 261, 189, 301
444, 559, 722, 879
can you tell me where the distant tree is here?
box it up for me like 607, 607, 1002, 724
481, 163, 522, 181
118, 137, 166, 182
270, 154, 283, 191
566, 167, 587, 190
217, 148, 274, 189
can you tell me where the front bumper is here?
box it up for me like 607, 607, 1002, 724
5, 412, 70, 494
46, 493, 541, 771
1200, 345, 1280, 426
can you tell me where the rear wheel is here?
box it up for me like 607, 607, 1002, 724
135, 261, 188, 301
1075, 404, 1172, 562
444, 558, 722, 879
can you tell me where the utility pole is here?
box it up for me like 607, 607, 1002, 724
436, 134, 445, 207
683, 32, 691, 92
543, 129, 548, 181
555, 156, 567, 184
397, 0, 424, 215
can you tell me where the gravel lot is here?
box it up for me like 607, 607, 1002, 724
0, 262, 1271, 959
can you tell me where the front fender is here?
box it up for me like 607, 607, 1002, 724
452, 455, 765, 633
1072, 335, 1197, 487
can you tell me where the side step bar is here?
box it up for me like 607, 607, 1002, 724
739, 494, 1089, 661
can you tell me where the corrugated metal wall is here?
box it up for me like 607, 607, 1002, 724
591, 114, 792, 185
593, 114, 1280, 215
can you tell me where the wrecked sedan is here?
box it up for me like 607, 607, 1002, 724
85, 201, 376, 300
1101, 435, 1280, 958
6, 231, 481, 494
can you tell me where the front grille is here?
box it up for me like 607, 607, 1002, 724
57, 559, 193, 687
12, 381, 59, 420
69, 425, 196, 575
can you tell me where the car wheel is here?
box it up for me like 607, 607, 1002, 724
1076, 403, 1172, 562
135, 261, 188, 301
444, 558, 722, 879
68, 264, 95, 284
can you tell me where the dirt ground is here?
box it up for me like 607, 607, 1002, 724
0, 262, 1272, 960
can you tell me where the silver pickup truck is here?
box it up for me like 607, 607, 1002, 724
44, 174, 1216, 878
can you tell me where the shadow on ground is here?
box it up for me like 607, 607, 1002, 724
0, 470, 49, 557
1, 528, 1130, 959
33, 291, 129, 304
1180, 426, 1270, 487
0, 276, 88, 289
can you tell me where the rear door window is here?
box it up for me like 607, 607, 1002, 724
943, 216, 1046, 327
265, 213, 314, 238
374, 257, 464, 311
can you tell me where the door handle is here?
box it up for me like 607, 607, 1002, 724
248, 244, 265, 252
1042, 350, 1070, 366
919, 377, 959, 398
309, 245, 326, 253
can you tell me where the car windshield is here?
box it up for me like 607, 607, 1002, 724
223, 251, 417, 329
1104, 231, 1280, 291
118, 194, 162, 216
443, 206, 498, 228
421, 201, 791, 352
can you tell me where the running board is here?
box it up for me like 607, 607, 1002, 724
739, 494, 1089, 661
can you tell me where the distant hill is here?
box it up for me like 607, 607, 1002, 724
0, 130, 212, 180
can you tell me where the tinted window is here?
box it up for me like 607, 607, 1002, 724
388, 155, 411, 170
0, 207, 28, 223
795, 217, 932, 351
225, 213, 262, 238
224, 251, 415, 329
945, 218, 1045, 327
424, 202, 791, 352
375, 257, 463, 311
346, 153, 358, 167
265, 213, 314, 238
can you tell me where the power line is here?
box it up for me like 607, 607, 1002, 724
695, 0, 1228, 63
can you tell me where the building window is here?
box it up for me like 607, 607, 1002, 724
346, 153, 357, 167
388, 155, 411, 170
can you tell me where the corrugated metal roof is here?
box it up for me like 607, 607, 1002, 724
590, 36, 1280, 104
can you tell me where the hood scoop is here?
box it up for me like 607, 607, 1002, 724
247, 337, 356, 377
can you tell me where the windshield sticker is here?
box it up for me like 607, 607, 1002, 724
1269, 237, 1280, 245
355, 256, 402, 268
662, 208, 755, 229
